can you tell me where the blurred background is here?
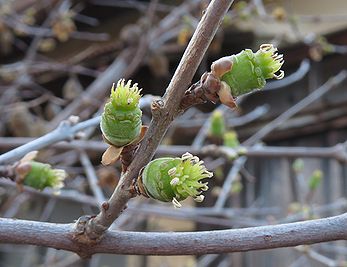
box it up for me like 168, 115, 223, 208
1, 0, 347, 266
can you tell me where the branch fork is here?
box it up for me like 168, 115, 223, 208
71, 0, 234, 251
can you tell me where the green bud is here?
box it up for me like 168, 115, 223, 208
21, 161, 66, 190
223, 130, 239, 148
100, 79, 142, 147
217, 44, 284, 97
308, 170, 323, 190
209, 110, 225, 138
137, 152, 213, 208
222, 44, 284, 96
292, 158, 304, 173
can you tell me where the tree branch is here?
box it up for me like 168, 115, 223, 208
0, 214, 346, 256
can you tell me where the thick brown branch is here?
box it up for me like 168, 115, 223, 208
0, 214, 347, 256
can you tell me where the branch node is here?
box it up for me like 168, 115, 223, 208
101, 201, 109, 212
72, 215, 103, 252
179, 72, 221, 111
151, 98, 165, 119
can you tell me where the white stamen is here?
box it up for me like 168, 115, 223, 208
168, 167, 177, 177
204, 171, 213, 178
170, 177, 180, 186
201, 183, 209, 191
172, 197, 182, 208
273, 70, 285, 80
191, 156, 200, 164
194, 195, 205, 202
260, 44, 273, 52
182, 152, 193, 161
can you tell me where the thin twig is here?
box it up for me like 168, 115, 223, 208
0, 116, 100, 164
214, 156, 247, 209
80, 151, 105, 205
2, 138, 347, 163
295, 246, 339, 267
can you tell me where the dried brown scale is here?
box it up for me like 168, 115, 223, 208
179, 72, 221, 111
0, 162, 32, 190
0, 164, 16, 180
120, 142, 140, 173
132, 167, 147, 197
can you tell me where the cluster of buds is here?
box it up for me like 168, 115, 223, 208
100, 44, 285, 207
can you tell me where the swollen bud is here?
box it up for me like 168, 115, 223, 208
100, 79, 144, 165
22, 162, 66, 190
221, 44, 284, 96
308, 170, 323, 191
101, 79, 142, 147
211, 44, 284, 108
136, 153, 213, 208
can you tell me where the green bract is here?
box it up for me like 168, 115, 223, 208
100, 79, 142, 147
23, 161, 66, 190
221, 44, 284, 96
138, 152, 213, 208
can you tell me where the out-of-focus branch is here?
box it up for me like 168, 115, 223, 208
80, 151, 105, 205
215, 70, 347, 210
0, 116, 100, 164
0, 95, 153, 164
2, 138, 347, 163
244, 70, 347, 146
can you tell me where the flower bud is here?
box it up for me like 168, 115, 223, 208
222, 44, 284, 96
211, 44, 284, 108
17, 161, 66, 190
101, 79, 142, 148
137, 153, 213, 208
